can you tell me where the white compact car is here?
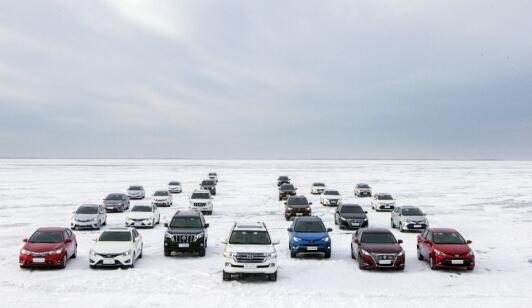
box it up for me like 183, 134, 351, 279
168, 181, 182, 193
354, 183, 372, 197
320, 189, 342, 206
152, 190, 172, 207
391, 206, 429, 232
310, 182, 326, 195
71, 204, 107, 230
89, 227, 143, 268
127, 185, 145, 199
222, 222, 279, 281
125, 204, 160, 228
371, 193, 396, 211
189, 189, 214, 215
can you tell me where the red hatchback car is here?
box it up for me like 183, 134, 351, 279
19, 227, 77, 269
417, 228, 475, 270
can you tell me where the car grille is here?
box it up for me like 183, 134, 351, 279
76, 219, 91, 222
172, 234, 196, 243
97, 253, 121, 258
193, 203, 206, 207
29, 251, 53, 257
130, 218, 146, 222
347, 219, 364, 224
234, 252, 267, 263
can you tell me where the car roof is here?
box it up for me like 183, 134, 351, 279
234, 222, 267, 231
173, 210, 201, 217
107, 193, 124, 196
128, 185, 143, 188
340, 203, 362, 208
357, 183, 369, 186
36, 227, 68, 232
79, 203, 99, 207
359, 228, 391, 234
288, 195, 307, 199
294, 216, 322, 222
428, 228, 458, 233
105, 227, 132, 232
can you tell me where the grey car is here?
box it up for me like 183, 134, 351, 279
103, 193, 130, 212
71, 204, 107, 230
127, 185, 145, 199
390, 206, 429, 232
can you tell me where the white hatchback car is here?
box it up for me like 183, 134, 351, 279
89, 228, 143, 268
125, 204, 160, 228
189, 189, 214, 215
152, 190, 173, 207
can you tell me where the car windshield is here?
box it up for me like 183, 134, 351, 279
341, 206, 364, 214
191, 193, 210, 199
361, 232, 397, 244
202, 181, 215, 186
154, 191, 168, 196
28, 231, 64, 243
378, 194, 393, 200
402, 208, 423, 216
76, 206, 98, 214
209, 173, 216, 176
294, 220, 326, 233
313, 183, 325, 186
324, 190, 339, 195
169, 182, 180, 185
357, 184, 369, 188
170, 217, 202, 228
281, 184, 295, 190
106, 194, 122, 200
131, 205, 152, 212
229, 230, 271, 245
433, 232, 466, 244
99, 231, 131, 242
128, 186, 142, 190
287, 197, 308, 206
278, 176, 289, 180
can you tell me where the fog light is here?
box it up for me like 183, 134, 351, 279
225, 262, 230, 266
269, 263, 275, 267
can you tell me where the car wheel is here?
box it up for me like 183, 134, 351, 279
467, 266, 474, 271
324, 252, 331, 259
334, 215, 338, 225
429, 256, 437, 270
358, 259, 365, 270
130, 254, 135, 268
417, 247, 424, 260
339, 223, 344, 230
268, 271, 277, 281
399, 222, 404, 232
72, 245, 77, 259
164, 249, 171, 257
89, 264, 96, 269
290, 251, 297, 258
199, 247, 206, 257
103, 219, 107, 226
139, 246, 143, 259
351, 247, 356, 259
60, 254, 67, 269
391, 219, 395, 228
223, 271, 231, 281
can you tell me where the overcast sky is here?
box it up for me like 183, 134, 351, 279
1, 0, 531, 159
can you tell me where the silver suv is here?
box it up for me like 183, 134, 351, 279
71, 204, 107, 230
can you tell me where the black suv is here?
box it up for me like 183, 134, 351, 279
334, 203, 368, 229
164, 210, 209, 257
279, 183, 297, 201
277, 176, 291, 186
284, 195, 312, 220
200, 179, 216, 195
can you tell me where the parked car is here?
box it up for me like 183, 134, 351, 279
71, 204, 107, 230
284, 195, 312, 220
125, 204, 160, 228
288, 216, 332, 258
277, 176, 290, 186
351, 228, 405, 270
189, 189, 214, 215
19, 227, 77, 269
164, 210, 209, 257
168, 181, 182, 193
310, 182, 326, 195
320, 189, 342, 206
127, 185, 145, 199
222, 222, 279, 281
103, 193, 130, 212
152, 190, 172, 207
89, 227, 143, 269
417, 228, 475, 271
200, 179, 217, 196
391, 206, 429, 232
278, 183, 297, 201
371, 193, 396, 211
208, 172, 218, 183
354, 183, 372, 197
334, 203, 368, 229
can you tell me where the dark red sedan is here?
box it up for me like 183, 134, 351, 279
351, 228, 405, 270
417, 228, 475, 271
19, 227, 77, 269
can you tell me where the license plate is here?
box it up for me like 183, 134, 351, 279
296, 213, 303, 216
451, 260, 464, 265
243, 264, 256, 269
103, 259, 115, 265
378, 260, 392, 265
351, 223, 360, 226
33, 258, 45, 263
414, 224, 422, 228
307, 246, 318, 251
178, 243, 189, 248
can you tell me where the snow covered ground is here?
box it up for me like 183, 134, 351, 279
0, 159, 531, 307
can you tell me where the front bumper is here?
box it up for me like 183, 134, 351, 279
71, 220, 100, 229
125, 219, 154, 228
359, 253, 405, 270
165, 239, 205, 253
433, 255, 475, 269
127, 193, 144, 199
291, 242, 331, 255
223, 257, 277, 274
189, 202, 213, 212
376, 203, 395, 211
401, 221, 428, 231
19, 253, 65, 268
355, 190, 372, 196
285, 210, 311, 219
152, 200, 172, 206
323, 199, 340, 206
90, 253, 133, 268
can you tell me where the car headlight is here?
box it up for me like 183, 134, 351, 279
363, 217, 368, 221
196, 232, 204, 239
434, 249, 446, 256
361, 249, 371, 256
340, 217, 347, 221
91, 217, 98, 221
122, 250, 132, 256
90, 250, 96, 257
20, 249, 30, 255
321, 237, 329, 242
223, 251, 236, 258
52, 249, 63, 255
293, 237, 302, 242
397, 250, 405, 257
267, 252, 277, 258
467, 250, 474, 257
165, 233, 173, 239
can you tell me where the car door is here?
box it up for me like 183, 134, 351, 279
335, 205, 342, 222
392, 207, 400, 225
419, 230, 431, 259
353, 230, 361, 255
132, 229, 141, 257
100, 205, 107, 224
153, 205, 160, 222
63, 230, 73, 257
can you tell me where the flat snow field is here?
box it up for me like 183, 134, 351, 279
1, 159, 531, 308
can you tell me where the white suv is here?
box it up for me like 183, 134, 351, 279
222, 222, 279, 281
189, 189, 214, 215
310, 182, 326, 195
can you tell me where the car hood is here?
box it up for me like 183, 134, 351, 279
24, 242, 65, 252
74, 213, 98, 220
166, 228, 204, 235
433, 244, 471, 255
293, 232, 328, 241
361, 243, 403, 254
127, 190, 142, 193
225, 244, 275, 254
92, 241, 132, 254
128, 212, 153, 220
401, 215, 427, 221
377, 200, 395, 203
104, 199, 123, 204
324, 196, 341, 199
340, 213, 366, 219
153, 196, 170, 200
190, 198, 210, 202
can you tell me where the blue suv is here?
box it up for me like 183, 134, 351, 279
287, 216, 332, 258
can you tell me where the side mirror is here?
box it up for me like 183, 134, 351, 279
353, 239, 359, 244
327, 228, 333, 232
164, 223, 169, 228
309, 202, 312, 205
65, 238, 72, 243
272, 240, 280, 245
397, 239, 403, 244
287, 228, 293, 232
466, 240, 472, 244
22, 238, 28, 243
364, 211, 368, 214
204, 223, 210, 228
221, 240, 227, 244
284, 202, 287, 205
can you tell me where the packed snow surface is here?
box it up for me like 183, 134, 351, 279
1, 159, 531, 307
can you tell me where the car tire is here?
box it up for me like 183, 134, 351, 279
130, 254, 135, 268
339, 223, 344, 230
164, 249, 171, 257
429, 256, 437, 270
290, 251, 297, 258
139, 247, 143, 259
334, 215, 338, 225
351, 247, 356, 259
268, 271, 277, 281
417, 247, 424, 260
72, 245, 77, 259
223, 271, 231, 281
358, 260, 365, 270
399, 222, 404, 232
324, 252, 331, 259
467, 266, 474, 271
391, 219, 395, 228
59, 254, 67, 269
199, 247, 206, 257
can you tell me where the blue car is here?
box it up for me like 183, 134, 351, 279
288, 216, 332, 258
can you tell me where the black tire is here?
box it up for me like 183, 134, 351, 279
268, 271, 277, 281
103, 219, 107, 226
351, 247, 356, 259
139, 247, 143, 259
358, 260, 365, 270
324, 252, 331, 259
72, 245, 77, 259
59, 254, 67, 269
199, 247, 206, 257
222, 271, 231, 281
339, 223, 344, 230
164, 249, 171, 257
334, 215, 338, 225
429, 256, 437, 270
130, 254, 135, 268
290, 251, 297, 258
417, 247, 423, 260
391, 219, 395, 228
89, 265, 96, 269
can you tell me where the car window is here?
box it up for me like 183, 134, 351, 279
76, 206, 98, 214
131, 205, 152, 212
154, 191, 169, 196
402, 207, 423, 216
294, 220, 326, 232
433, 232, 466, 244
29, 231, 64, 243
99, 231, 132, 241
229, 230, 271, 245
340, 206, 364, 214
170, 216, 202, 228
361, 232, 396, 244
324, 190, 339, 195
